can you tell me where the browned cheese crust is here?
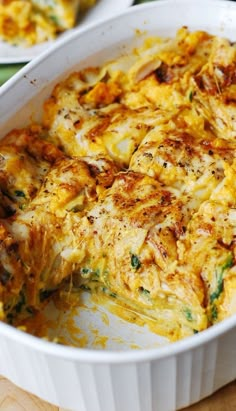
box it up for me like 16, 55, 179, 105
1, 28, 236, 341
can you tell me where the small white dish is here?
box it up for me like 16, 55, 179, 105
0, 0, 133, 64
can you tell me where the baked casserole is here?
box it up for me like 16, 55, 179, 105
0, 0, 96, 46
0, 27, 236, 341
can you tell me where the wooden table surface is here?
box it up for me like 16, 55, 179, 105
0, 376, 235, 411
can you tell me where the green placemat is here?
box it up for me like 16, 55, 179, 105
0, 0, 157, 85
134, 0, 156, 3
0, 64, 25, 86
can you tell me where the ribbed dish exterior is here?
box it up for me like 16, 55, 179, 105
0, 326, 236, 411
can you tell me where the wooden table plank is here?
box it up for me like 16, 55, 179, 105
184, 380, 236, 411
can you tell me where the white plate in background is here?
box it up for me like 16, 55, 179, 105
0, 0, 133, 64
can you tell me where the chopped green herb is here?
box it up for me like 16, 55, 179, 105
188, 90, 193, 102
209, 254, 233, 321
14, 190, 25, 198
19, 203, 26, 210
93, 268, 100, 278
210, 253, 234, 303
102, 287, 117, 298
49, 15, 60, 25
221, 253, 234, 271
79, 284, 91, 291
139, 287, 150, 296
210, 276, 224, 303
80, 267, 100, 279
81, 267, 91, 275
131, 253, 141, 270
193, 329, 199, 334
211, 304, 218, 320
183, 307, 193, 322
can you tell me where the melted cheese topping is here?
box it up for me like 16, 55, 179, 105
0, 0, 96, 46
1, 27, 236, 342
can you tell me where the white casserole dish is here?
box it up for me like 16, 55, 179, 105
1, 0, 236, 409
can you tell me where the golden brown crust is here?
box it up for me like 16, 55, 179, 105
1, 28, 236, 341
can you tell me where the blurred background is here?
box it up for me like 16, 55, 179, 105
0, 0, 157, 85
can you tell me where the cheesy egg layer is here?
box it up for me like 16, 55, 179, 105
1, 28, 236, 341
0, 0, 96, 46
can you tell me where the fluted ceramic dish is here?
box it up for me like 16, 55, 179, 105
1, 1, 236, 410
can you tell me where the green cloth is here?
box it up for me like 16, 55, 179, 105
0, 0, 157, 85
134, 0, 157, 3
0, 64, 25, 86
